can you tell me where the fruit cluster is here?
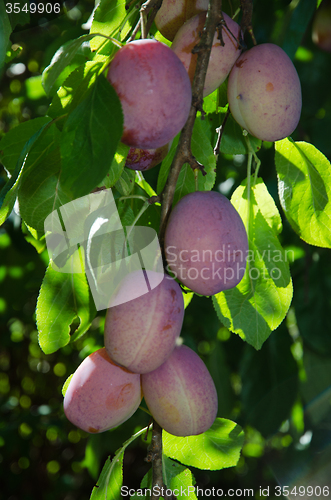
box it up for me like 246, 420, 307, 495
63, 0, 302, 437
64, 189, 248, 437
107, 0, 301, 171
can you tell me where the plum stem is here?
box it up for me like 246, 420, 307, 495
158, 0, 224, 252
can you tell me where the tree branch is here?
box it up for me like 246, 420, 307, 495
239, 0, 256, 45
158, 0, 223, 251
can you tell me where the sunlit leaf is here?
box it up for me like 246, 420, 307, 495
0, 118, 53, 226
213, 178, 293, 350
163, 418, 244, 470
42, 35, 94, 96
90, 427, 148, 500
36, 257, 96, 354
60, 75, 123, 197
275, 138, 331, 248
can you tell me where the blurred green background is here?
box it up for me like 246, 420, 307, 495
1, 0, 331, 499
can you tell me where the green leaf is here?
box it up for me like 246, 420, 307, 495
275, 138, 331, 248
101, 142, 129, 188
282, 0, 316, 60
163, 418, 244, 471
42, 35, 95, 96
17, 123, 71, 232
220, 113, 262, 155
114, 169, 136, 196
213, 178, 293, 350
240, 325, 299, 437
0, 118, 53, 226
48, 61, 104, 122
0, 116, 51, 174
90, 0, 133, 54
0, 4, 12, 75
130, 457, 197, 500
90, 426, 148, 500
36, 258, 96, 354
163, 456, 197, 499
60, 75, 123, 197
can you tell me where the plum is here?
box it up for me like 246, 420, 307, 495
63, 348, 142, 433
312, 0, 331, 53
104, 271, 184, 374
171, 12, 242, 97
125, 142, 170, 171
141, 344, 218, 436
227, 43, 302, 142
164, 190, 248, 296
107, 39, 192, 150
155, 0, 209, 42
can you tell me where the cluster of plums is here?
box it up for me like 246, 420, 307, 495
63, 0, 302, 437
64, 189, 249, 437
106, 0, 302, 172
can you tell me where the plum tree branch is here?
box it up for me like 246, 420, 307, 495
158, 0, 223, 251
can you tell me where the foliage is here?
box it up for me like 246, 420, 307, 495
1, 0, 331, 499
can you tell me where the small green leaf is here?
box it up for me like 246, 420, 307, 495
18, 123, 71, 232
36, 258, 96, 354
220, 113, 262, 155
0, 118, 53, 226
275, 138, 331, 248
282, 0, 316, 60
163, 456, 197, 499
102, 142, 129, 188
60, 75, 123, 197
90, 0, 133, 54
0, 4, 13, 75
115, 169, 136, 196
48, 61, 104, 121
0, 117, 51, 174
163, 418, 244, 471
90, 454, 124, 500
213, 178, 293, 350
90, 427, 149, 500
42, 35, 94, 96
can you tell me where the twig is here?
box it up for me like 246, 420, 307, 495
239, 0, 256, 45
128, 0, 163, 41
158, 0, 223, 251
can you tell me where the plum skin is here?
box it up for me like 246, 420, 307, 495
63, 348, 142, 433
155, 0, 209, 42
104, 272, 184, 374
125, 143, 170, 171
164, 191, 248, 296
227, 43, 302, 142
172, 12, 242, 97
141, 344, 218, 437
107, 39, 192, 150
